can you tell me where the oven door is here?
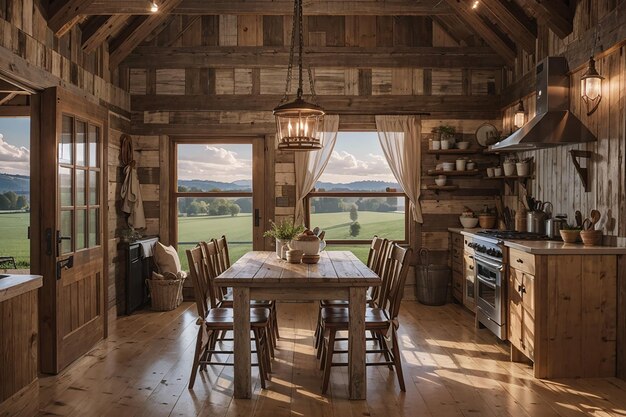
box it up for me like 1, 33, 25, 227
474, 254, 503, 325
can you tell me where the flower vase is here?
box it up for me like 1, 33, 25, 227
275, 239, 290, 259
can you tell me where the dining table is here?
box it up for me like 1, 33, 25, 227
214, 250, 380, 400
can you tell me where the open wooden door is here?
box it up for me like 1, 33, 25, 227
35, 88, 108, 374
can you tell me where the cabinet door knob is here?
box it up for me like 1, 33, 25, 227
516, 258, 524, 264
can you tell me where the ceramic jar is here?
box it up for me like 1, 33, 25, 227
289, 231, 325, 255
456, 159, 467, 171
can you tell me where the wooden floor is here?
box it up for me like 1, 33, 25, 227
38, 301, 626, 417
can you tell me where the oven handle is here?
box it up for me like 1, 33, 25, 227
477, 275, 497, 288
473, 254, 505, 272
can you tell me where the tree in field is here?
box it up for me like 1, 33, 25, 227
228, 204, 241, 217
349, 204, 358, 222
4, 191, 17, 209
0, 194, 10, 210
187, 201, 204, 216
349, 221, 361, 237
16, 195, 28, 210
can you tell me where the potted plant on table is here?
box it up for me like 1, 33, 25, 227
264, 219, 305, 259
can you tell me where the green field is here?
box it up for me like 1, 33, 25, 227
0, 212, 30, 268
177, 210, 405, 269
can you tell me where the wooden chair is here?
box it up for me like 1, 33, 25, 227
186, 246, 272, 390
200, 240, 277, 357
313, 236, 390, 351
318, 243, 413, 394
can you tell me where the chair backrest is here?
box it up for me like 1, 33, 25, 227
199, 240, 223, 308
366, 236, 387, 275
213, 235, 231, 275
381, 244, 413, 320
186, 246, 211, 318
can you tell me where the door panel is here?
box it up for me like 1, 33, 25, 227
37, 88, 107, 374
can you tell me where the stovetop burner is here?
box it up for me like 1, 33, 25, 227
476, 230, 552, 240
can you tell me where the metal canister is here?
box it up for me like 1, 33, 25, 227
527, 210, 547, 234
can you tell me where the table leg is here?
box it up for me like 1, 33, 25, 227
348, 286, 367, 400
233, 287, 251, 399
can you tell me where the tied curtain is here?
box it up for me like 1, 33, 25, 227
375, 115, 423, 223
294, 115, 340, 225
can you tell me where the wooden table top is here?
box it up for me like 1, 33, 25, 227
215, 251, 380, 287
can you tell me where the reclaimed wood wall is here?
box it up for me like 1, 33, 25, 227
501, 0, 626, 245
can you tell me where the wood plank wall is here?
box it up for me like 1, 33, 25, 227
501, 1, 626, 246
122, 13, 505, 301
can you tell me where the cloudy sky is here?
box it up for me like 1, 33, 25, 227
177, 132, 396, 184
0, 118, 30, 176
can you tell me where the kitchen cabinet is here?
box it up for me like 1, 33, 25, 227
449, 232, 463, 302
507, 252, 617, 378
508, 267, 535, 361
463, 252, 476, 312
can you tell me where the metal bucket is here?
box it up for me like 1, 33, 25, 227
415, 248, 450, 306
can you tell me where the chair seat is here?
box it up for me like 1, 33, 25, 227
320, 296, 373, 307
205, 307, 271, 326
218, 297, 274, 308
321, 307, 390, 329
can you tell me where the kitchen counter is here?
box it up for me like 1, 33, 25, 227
0, 274, 43, 303
448, 227, 626, 255
0, 274, 42, 416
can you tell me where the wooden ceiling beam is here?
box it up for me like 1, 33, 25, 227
84, 0, 453, 15
0, 92, 20, 106
444, 0, 516, 67
48, 0, 97, 37
108, 0, 184, 68
131, 94, 501, 114
123, 46, 505, 68
480, 0, 537, 52
81, 15, 130, 53
433, 15, 479, 47
520, 0, 572, 39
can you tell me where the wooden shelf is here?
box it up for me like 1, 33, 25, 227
426, 185, 459, 191
427, 149, 478, 159
427, 169, 480, 176
483, 175, 531, 180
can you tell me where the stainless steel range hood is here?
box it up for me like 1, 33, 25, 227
489, 56, 596, 152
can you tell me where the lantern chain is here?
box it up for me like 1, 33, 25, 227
280, 0, 299, 104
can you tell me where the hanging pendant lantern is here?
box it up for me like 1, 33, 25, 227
514, 100, 526, 129
273, 0, 325, 151
580, 57, 604, 116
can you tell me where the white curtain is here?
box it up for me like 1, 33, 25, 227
294, 115, 340, 225
375, 115, 423, 223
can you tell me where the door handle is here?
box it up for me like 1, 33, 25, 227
254, 209, 261, 227
56, 256, 74, 280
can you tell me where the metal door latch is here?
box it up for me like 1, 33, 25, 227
56, 256, 74, 280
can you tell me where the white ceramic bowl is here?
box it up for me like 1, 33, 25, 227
435, 178, 447, 186
457, 141, 470, 150
459, 216, 479, 228
442, 162, 455, 171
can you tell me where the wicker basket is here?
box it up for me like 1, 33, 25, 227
146, 278, 184, 311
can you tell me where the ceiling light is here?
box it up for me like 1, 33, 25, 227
150, 1, 158, 12
273, 0, 325, 151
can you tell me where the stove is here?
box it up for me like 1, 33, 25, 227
476, 230, 551, 241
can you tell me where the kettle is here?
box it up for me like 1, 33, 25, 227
546, 215, 567, 239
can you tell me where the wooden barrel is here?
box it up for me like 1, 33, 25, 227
415, 264, 450, 306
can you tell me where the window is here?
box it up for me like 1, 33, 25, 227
174, 142, 255, 269
0, 117, 30, 270
306, 132, 407, 262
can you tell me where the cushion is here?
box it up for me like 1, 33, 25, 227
154, 242, 182, 275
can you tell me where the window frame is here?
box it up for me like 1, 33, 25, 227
303, 130, 410, 245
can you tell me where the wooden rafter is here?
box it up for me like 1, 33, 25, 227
48, 0, 97, 37
84, 0, 453, 15
81, 15, 130, 53
519, 0, 573, 39
444, 0, 516, 67
108, 0, 184, 68
0, 92, 19, 105
480, 0, 537, 52
124, 46, 505, 68
433, 15, 479, 47
164, 16, 201, 47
